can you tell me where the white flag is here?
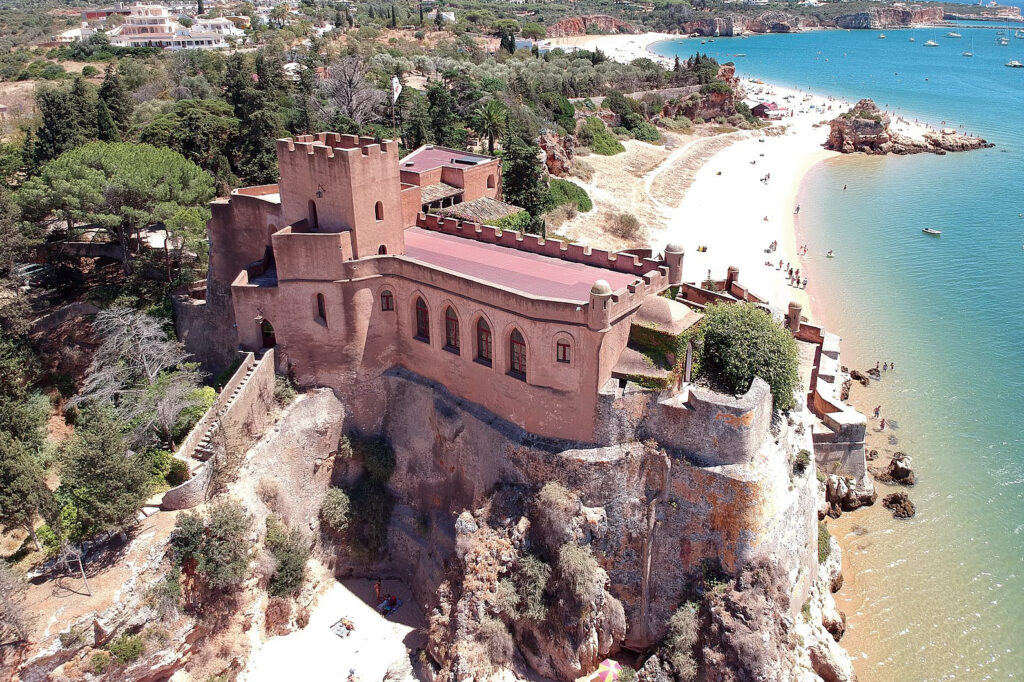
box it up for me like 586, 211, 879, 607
391, 76, 402, 104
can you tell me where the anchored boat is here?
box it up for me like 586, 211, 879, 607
922, 228, 942, 235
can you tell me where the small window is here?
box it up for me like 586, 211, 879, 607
476, 318, 492, 366
510, 329, 526, 378
378, 244, 387, 255
308, 200, 318, 231
316, 293, 327, 325
444, 307, 460, 352
414, 297, 429, 341
381, 290, 394, 311
486, 174, 496, 189
374, 201, 384, 221
556, 341, 571, 364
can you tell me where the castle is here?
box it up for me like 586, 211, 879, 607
185, 133, 692, 443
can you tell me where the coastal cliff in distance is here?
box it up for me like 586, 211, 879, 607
826, 99, 992, 155
549, 7, 945, 37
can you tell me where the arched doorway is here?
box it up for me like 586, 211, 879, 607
260, 318, 276, 348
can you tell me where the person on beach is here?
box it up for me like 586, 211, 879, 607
876, 362, 880, 371
880, 419, 886, 431
375, 578, 382, 602
843, 184, 847, 191
802, 277, 808, 288
883, 362, 888, 371
874, 405, 881, 418
779, 260, 783, 269
891, 362, 895, 371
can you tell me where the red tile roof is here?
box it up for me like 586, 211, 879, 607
403, 228, 639, 303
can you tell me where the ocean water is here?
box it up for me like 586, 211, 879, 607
653, 30, 1024, 680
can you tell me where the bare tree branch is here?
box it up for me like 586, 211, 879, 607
315, 57, 386, 126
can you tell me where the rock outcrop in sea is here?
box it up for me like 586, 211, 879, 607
826, 99, 992, 155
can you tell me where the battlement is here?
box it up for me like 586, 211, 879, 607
276, 133, 395, 164
416, 213, 666, 277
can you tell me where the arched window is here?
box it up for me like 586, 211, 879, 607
380, 290, 394, 311
307, 200, 318, 231
414, 297, 430, 341
509, 329, 526, 378
476, 318, 492, 366
486, 174, 496, 189
556, 339, 571, 364
316, 293, 327, 325
378, 244, 387, 255
444, 307, 460, 352
375, 201, 384, 221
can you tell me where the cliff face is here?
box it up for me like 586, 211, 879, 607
547, 15, 636, 37
826, 98, 992, 155
331, 367, 837, 679
834, 6, 944, 29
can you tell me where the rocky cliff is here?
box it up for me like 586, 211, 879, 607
325, 368, 855, 680
834, 6, 944, 29
547, 15, 636, 38
825, 99, 992, 155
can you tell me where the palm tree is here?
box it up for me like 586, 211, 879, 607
471, 99, 507, 156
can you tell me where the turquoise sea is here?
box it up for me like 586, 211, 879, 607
654, 28, 1024, 680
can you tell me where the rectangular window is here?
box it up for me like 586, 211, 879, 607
381, 291, 394, 311
556, 342, 571, 364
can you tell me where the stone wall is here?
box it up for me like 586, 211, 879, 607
160, 349, 276, 510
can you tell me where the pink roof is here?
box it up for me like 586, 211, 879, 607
403, 228, 639, 303
400, 146, 494, 173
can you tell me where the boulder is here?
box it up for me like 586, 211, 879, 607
872, 452, 915, 485
849, 369, 870, 386
826, 98, 991, 156
809, 634, 858, 682
539, 131, 575, 177
824, 475, 876, 517
882, 491, 915, 518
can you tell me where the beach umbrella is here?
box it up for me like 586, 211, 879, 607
593, 659, 621, 682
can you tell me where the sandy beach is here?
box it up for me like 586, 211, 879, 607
545, 32, 938, 319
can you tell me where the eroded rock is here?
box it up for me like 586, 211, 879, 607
883, 492, 916, 519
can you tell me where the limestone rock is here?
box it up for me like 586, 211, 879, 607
827, 99, 991, 156
872, 452, 915, 486
849, 369, 870, 386
882, 491, 916, 519
637, 654, 672, 682
809, 633, 858, 682
547, 15, 635, 37
539, 131, 575, 177
825, 475, 876, 518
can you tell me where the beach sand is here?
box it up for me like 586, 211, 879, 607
545, 32, 938, 318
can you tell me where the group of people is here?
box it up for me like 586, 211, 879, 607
374, 578, 400, 616
873, 404, 886, 431
875, 361, 896, 372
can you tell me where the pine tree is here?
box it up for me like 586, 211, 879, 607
425, 82, 461, 148
390, 4, 397, 27
0, 432, 52, 550
57, 409, 151, 537
198, 0, 204, 15
419, 4, 424, 25
98, 64, 134, 134
33, 87, 81, 165
501, 135, 547, 231
70, 76, 97, 142
96, 99, 119, 142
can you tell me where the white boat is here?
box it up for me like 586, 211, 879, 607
946, 32, 962, 38
1016, 30, 1024, 39
879, 33, 886, 39
909, 37, 916, 42
999, 37, 1010, 46
1007, 60, 1024, 68
924, 40, 939, 47
963, 51, 973, 57
922, 228, 942, 235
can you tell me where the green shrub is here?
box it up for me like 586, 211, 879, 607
265, 516, 309, 597
578, 117, 625, 156
557, 542, 600, 604
492, 210, 532, 232
477, 615, 514, 664
663, 604, 699, 680
173, 386, 216, 441
170, 501, 252, 593
81, 65, 100, 77
348, 476, 394, 558
142, 448, 173, 483
700, 80, 733, 95
355, 436, 395, 483
320, 487, 351, 535
631, 121, 661, 143
274, 375, 297, 405
547, 178, 592, 213
532, 482, 578, 552
818, 521, 832, 564
694, 303, 800, 410
794, 449, 812, 476
90, 651, 111, 674
611, 125, 630, 137
107, 633, 145, 663
146, 569, 182, 619
166, 458, 189, 486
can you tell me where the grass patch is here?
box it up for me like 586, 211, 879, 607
818, 521, 832, 564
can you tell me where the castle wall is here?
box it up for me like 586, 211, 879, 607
232, 253, 626, 442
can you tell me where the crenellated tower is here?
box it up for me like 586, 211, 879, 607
276, 133, 406, 258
